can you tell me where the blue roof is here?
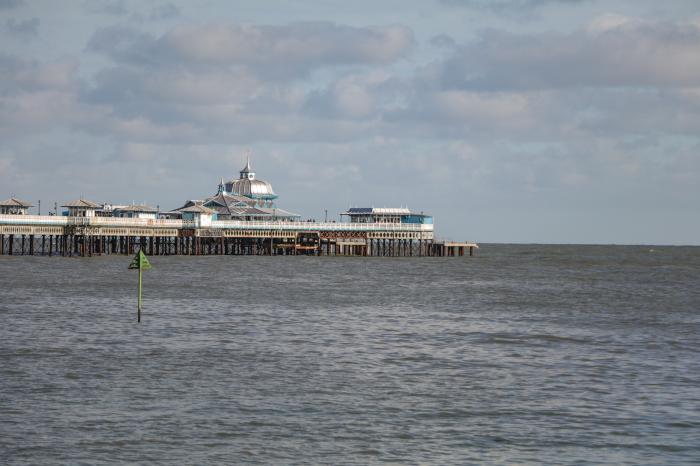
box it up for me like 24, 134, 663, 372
346, 207, 373, 214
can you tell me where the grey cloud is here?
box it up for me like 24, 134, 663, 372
7, 17, 698, 151
0, 0, 23, 9
88, 22, 414, 77
429, 34, 456, 48
0, 54, 91, 138
389, 85, 700, 143
440, 0, 589, 11
86, 27, 167, 66
4, 17, 39, 39
128, 3, 181, 23
0, 54, 77, 93
78, 21, 416, 139
83, 64, 266, 120
431, 18, 700, 90
303, 72, 401, 120
148, 3, 179, 20
85, 0, 127, 16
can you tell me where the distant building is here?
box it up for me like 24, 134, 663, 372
341, 207, 433, 225
96, 203, 123, 217
113, 205, 158, 219
179, 204, 217, 226
62, 199, 100, 217
0, 198, 33, 215
169, 155, 300, 222
223, 155, 278, 206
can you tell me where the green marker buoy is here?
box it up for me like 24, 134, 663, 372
128, 249, 152, 322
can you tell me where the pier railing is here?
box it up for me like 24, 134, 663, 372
0, 215, 433, 233
210, 220, 433, 232
0, 215, 189, 228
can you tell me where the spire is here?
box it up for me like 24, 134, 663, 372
239, 149, 255, 180
244, 151, 252, 172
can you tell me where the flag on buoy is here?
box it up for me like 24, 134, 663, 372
129, 249, 152, 271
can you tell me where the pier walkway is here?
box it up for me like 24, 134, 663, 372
0, 214, 476, 257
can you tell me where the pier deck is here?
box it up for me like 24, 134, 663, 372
0, 215, 476, 257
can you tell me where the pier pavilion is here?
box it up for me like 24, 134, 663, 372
168, 157, 300, 221
113, 205, 158, 219
342, 207, 433, 225
62, 199, 100, 217
0, 198, 33, 215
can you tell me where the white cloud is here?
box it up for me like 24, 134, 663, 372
434, 16, 700, 90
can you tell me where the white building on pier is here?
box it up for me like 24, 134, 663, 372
0, 198, 33, 215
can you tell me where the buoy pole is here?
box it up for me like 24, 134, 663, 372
138, 264, 142, 323
129, 249, 151, 323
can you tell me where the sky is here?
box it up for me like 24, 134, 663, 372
1, 0, 699, 244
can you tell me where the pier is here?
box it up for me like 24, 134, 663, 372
0, 156, 478, 258
0, 215, 476, 257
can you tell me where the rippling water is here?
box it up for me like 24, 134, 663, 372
1, 245, 699, 465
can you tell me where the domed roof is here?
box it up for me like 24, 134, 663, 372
226, 178, 277, 199
224, 155, 278, 200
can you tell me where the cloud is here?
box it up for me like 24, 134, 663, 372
147, 2, 179, 20
3, 17, 39, 39
88, 22, 414, 77
129, 2, 181, 23
0, 54, 97, 137
429, 34, 457, 48
440, 0, 592, 9
440, 0, 590, 14
0, 0, 23, 9
0, 55, 78, 93
429, 15, 700, 90
68, 14, 700, 149
304, 71, 396, 119
85, 0, 127, 16
77, 21, 415, 142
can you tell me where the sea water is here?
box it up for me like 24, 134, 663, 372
1, 245, 699, 465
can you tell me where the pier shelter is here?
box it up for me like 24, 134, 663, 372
113, 205, 158, 219
342, 207, 433, 225
62, 199, 100, 217
0, 198, 33, 215
179, 205, 217, 226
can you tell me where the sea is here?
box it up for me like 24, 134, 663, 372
1, 245, 699, 465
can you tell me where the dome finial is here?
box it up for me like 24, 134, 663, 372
245, 148, 252, 170
240, 149, 255, 180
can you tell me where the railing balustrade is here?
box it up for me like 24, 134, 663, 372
0, 214, 433, 232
